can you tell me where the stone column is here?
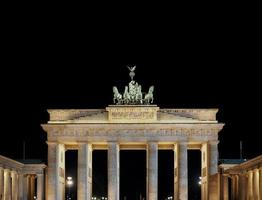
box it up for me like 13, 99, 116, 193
0, 166, 4, 200
37, 174, 44, 200
253, 169, 260, 200
29, 175, 36, 200
47, 142, 65, 200
247, 170, 253, 199
147, 142, 158, 200
174, 144, 179, 200
222, 175, 229, 200
259, 167, 262, 199
11, 171, 18, 200
178, 142, 188, 200
4, 168, 11, 200
77, 143, 92, 200
235, 175, 239, 200
18, 173, 23, 200
209, 141, 219, 175
238, 174, 247, 200
201, 143, 208, 200
22, 175, 29, 200
108, 142, 119, 200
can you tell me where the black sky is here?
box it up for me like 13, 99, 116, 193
1, 6, 261, 199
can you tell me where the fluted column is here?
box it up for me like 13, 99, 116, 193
4, 168, 11, 200
147, 142, 158, 200
78, 143, 92, 200
174, 144, 179, 200
201, 143, 208, 200
47, 142, 65, 200
222, 175, 229, 200
0, 166, 4, 200
11, 171, 18, 200
22, 175, 29, 200
235, 175, 239, 200
247, 170, 253, 199
231, 176, 236, 200
238, 174, 247, 200
253, 169, 260, 200
259, 167, 262, 199
37, 174, 44, 200
178, 142, 188, 200
18, 173, 23, 200
108, 142, 119, 200
29, 175, 36, 200
209, 141, 219, 175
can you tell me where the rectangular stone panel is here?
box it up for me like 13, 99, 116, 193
106, 105, 159, 123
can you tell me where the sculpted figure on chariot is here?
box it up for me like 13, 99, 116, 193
112, 66, 154, 105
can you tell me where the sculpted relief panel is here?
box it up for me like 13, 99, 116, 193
106, 106, 159, 122
43, 124, 223, 142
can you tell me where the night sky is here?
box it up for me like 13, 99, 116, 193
1, 8, 261, 199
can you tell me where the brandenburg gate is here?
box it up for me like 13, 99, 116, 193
42, 67, 224, 200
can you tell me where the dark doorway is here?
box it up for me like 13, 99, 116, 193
65, 150, 78, 200
92, 150, 108, 199
120, 150, 147, 200
188, 150, 201, 200
158, 150, 174, 200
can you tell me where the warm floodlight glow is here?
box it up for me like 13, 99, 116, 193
66, 177, 73, 186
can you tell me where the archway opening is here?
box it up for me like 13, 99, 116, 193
65, 150, 78, 200
120, 150, 147, 200
188, 150, 201, 200
158, 150, 174, 200
92, 150, 108, 199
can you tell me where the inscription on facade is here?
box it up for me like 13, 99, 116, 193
106, 106, 159, 122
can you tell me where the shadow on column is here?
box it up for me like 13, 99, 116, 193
65, 150, 78, 200
120, 150, 146, 200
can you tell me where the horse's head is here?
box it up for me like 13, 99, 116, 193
149, 86, 154, 93
124, 86, 128, 92
113, 86, 118, 94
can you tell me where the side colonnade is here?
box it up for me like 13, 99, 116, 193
0, 155, 46, 200
220, 155, 262, 200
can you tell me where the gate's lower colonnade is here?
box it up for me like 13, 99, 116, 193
46, 141, 219, 200
43, 106, 224, 200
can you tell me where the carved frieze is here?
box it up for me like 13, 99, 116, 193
45, 126, 223, 140
106, 106, 159, 122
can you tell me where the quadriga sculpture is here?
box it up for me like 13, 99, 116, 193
113, 86, 122, 104
144, 86, 154, 104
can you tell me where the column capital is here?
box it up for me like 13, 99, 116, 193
4, 168, 11, 173
178, 141, 188, 145
37, 173, 44, 177
11, 170, 18, 176
239, 173, 247, 177
147, 142, 158, 148
209, 140, 219, 145
147, 141, 158, 143
107, 141, 119, 144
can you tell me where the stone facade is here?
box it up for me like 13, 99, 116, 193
42, 105, 224, 200
219, 155, 262, 200
0, 155, 46, 200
